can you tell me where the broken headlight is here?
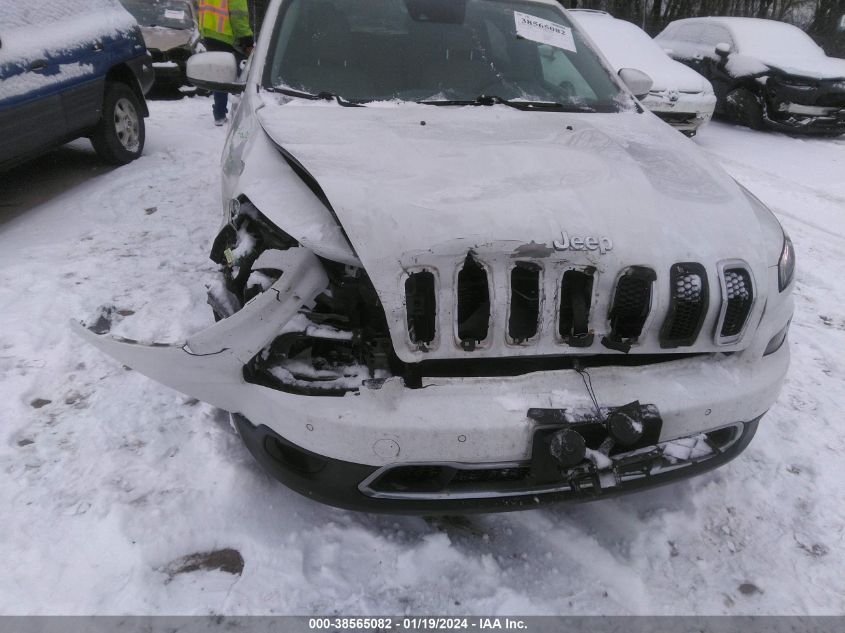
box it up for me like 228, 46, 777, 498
778, 232, 795, 292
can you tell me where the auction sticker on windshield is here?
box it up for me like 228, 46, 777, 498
514, 11, 577, 52
164, 9, 186, 19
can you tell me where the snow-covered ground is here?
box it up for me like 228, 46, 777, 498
1, 99, 843, 615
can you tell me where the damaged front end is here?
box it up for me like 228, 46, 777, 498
74, 200, 398, 411
765, 75, 845, 134
208, 202, 396, 397
762, 75, 845, 134
74, 84, 793, 512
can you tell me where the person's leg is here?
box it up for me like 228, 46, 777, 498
212, 91, 229, 122
203, 38, 234, 123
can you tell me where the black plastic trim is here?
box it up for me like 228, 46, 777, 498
233, 413, 761, 515
660, 262, 709, 349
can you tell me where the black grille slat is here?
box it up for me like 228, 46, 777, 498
509, 263, 541, 343
405, 271, 436, 345
720, 268, 753, 339
457, 253, 490, 350
604, 267, 656, 351
660, 263, 709, 348
559, 269, 595, 347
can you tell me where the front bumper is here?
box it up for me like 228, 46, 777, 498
643, 91, 717, 134
765, 79, 845, 135
764, 107, 845, 135
74, 248, 791, 513
149, 48, 190, 85
234, 412, 761, 514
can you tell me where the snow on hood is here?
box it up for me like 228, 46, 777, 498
717, 18, 845, 80
573, 13, 712, 94
757, 54, 845, 81
256, 96, 769, 325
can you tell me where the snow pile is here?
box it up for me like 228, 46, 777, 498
0, 0, 138, 69
720, 53, 769, 78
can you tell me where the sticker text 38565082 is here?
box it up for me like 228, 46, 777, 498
513, 11, 577, 53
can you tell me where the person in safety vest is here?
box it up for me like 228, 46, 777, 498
198, 0, 254, 125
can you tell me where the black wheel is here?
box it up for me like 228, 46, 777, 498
726, 87, 764, 130
91, 82, 145, 164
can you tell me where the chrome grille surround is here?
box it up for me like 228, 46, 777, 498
715, 260, 756, 346
395, 249, 761, 361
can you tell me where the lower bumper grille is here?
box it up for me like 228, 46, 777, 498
360, 419, 749, 501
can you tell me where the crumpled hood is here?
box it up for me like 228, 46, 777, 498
257, 96, 763, 268
141, 25, 193, 52
256, 96, 770, 358
760, 54, 845, 81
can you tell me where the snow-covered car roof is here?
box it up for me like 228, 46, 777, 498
671, 17, 824, 57
0, 0, 138, 68
571, 10, 712, 93
664, 16, 845, 79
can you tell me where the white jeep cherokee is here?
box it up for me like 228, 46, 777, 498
77, 0, 795, 513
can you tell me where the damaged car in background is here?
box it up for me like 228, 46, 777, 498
119, 0, 199, 89
571, 9, 716, 136
657, 17, 845, 135
76, 0, 795, 513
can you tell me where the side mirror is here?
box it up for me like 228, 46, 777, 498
187, 52, 245, 93
618, 68, 653, 99
715, 42, 732, 57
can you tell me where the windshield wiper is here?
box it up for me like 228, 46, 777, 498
265, 86, 364, 107
418, 94, 595, 112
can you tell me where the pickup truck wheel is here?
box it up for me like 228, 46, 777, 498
91, 82, 145, 164
726, 87, 764, 130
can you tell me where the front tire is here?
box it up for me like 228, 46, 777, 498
91, 82, 145, 164
726, 87, 765, 130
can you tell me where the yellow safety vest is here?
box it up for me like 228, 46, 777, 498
199, 0, 251, 46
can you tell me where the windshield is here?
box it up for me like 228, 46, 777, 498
120, 0, 194, 29
263, 0, 630, 110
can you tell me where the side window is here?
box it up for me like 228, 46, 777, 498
659, 24, 677, 39
662, 23, 709, 59
700, 25, 734, 49
675, 24, 702, 43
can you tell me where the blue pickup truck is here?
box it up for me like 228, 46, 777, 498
0, 0, 154, 171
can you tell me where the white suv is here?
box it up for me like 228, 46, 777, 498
77, 0, 795, 513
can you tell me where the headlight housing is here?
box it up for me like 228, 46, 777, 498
778, 232, 795, 292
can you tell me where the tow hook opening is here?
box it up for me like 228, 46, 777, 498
263, 434, 327, 475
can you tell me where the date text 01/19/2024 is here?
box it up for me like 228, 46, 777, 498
307, 617, 529, 630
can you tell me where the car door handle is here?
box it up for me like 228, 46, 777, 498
29, 59, 47, 72
92, 42, 104, 52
